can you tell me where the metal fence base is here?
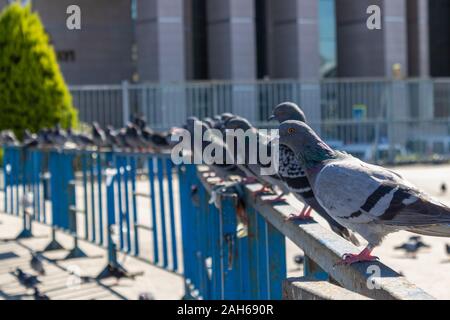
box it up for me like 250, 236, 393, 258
64, 246, 88, 260
96, 262, 135, 280
42, 229, 64, 251
15, 229, 33, 239
43, 239, 64, 251
181, 283, 197, 300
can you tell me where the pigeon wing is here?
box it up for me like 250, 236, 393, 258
316, 157, 450, 230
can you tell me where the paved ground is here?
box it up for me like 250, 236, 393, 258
0, 215, 184, 300
0, 164, 449, 300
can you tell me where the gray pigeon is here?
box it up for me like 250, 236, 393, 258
185, 119, 245, 180
30, 252, 45, 275
50, 124, 68, 148
33, 287, 50, 300
278, 120, 450, 265
224, 117, 288, 202
270, 102, 360, 245
92, 122, 107, 148
67, 128, 94, 149
0, 130, 19, 146
124, 123, 146, 150
105, 126, 120, 149
23, 130, 38, 148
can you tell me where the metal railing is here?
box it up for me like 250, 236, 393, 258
0, 145, 435, 300
70, 78, 450, 164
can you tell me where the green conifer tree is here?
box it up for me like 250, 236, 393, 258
0, 2, 77, 138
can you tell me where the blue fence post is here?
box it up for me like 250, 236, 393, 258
96, 152, 135, 280
157, 158, 168, 268
219, 192, 240, 300
148, 157, 159, 264
95, 152, 104, 246
178, 165, 192, 298
81, 154, 89, 239
165, 159, 178, 272
3, 145, 9, 213
115, 154, 125, 251
129, 155, 140, 256
123, 155, 132, 253
246, 206, 261, 299
64, 151, 89, 260
43, 151, 64, 251
209, 201, 222, 300
266, 221, 287, 299
196, 175, 210, 299
15, 147, 33, 239
256, 212, 269, 300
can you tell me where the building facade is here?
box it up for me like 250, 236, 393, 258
1, 0, 449, 85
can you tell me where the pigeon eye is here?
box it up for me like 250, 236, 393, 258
287, 128, 295, 134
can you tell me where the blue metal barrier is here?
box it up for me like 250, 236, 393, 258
2, 146, 286, 299
178, 165, 287, 300
0, 145, 438, 300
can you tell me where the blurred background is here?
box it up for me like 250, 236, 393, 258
2, 0, 450, 164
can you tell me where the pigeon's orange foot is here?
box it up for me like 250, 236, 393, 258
336, 248, 379, 266
252, 186, 271, 196
242, 177, 258, 185
262, 195, 286, 204
285, 206, 313, 221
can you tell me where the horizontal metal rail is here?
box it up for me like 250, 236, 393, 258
283, 277, 371, 300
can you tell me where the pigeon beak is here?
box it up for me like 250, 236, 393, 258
268, 114, 276, 121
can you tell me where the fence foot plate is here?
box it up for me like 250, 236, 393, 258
96, 263, 142, 281
42, 239, 65, 252
15, 229, 33, 239
63, 246, 88, 260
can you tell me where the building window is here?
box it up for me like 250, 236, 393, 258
57, 50, 76, 63
255, 0, 268, 79
319, 0, 337, 78
429, 0, 450, 77
191, 0, 208, 80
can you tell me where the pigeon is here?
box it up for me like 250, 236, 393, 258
184, 118, 245, 180
269, 103, 360, 245
408, 235, 422, 242
147, 129, 172, 152
0, 130, 19, 146
15, 268, 40, 288
23, 130, 38, 148
133, 115, 147, 131
33, 287, 50, 300
220, 112, 235, 122
293, 254, 304, 266
124, 123, 146, 150
224, 117, 289, 202
203, 117, 216, 129
105, 126, 120, 149
278, 119, 450, 265
50, 124, 68, 148
138, 292, 155, 300
36, 129, 53, 148
67, 128, 94, 149
394, 238, 430, 258
92, 122, 107, 148
30, 252, 45, 275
